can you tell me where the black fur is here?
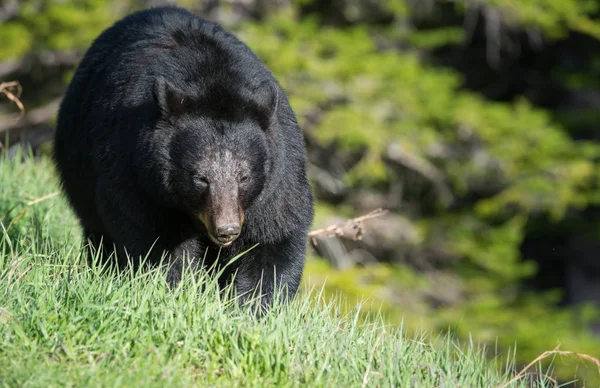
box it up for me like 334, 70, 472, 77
53, 6, 314, 309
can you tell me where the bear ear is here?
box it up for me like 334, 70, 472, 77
252, 80, 278, 131
154, 76, 187, 117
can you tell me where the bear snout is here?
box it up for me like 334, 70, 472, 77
215, 223, 241, 245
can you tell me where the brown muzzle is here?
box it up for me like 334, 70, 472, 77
199, 184, 244, 247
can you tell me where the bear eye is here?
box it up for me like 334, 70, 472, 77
240, 175, 249, 183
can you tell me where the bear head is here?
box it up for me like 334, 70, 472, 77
145, 75, 278, 247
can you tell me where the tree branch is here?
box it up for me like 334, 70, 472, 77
308, 208, 389, 246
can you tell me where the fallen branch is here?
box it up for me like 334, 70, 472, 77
308, 208, 389, 246
499, 344, 600, 388
0, 80, 25, 122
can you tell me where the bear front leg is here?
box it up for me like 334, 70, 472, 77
82, 226, 116, 268
95, 185, 171, 270
164, 238, 206, 287
95, 185, 205, 286
233, 232, 308, 311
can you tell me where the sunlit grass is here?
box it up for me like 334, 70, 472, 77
0, 152, 550, 387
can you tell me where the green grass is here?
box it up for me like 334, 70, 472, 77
0, 153, 553, 387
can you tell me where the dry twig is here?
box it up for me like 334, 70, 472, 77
500, 344, 600, 388
0, 80, 25, 122
26, 191, 61, 206
308, 208, 389, 246
0, 96, 60, 134
6, 191, 62, 227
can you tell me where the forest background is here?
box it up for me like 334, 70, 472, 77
2, 0, 600, 384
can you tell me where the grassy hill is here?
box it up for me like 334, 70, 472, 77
0, 153, 558, 387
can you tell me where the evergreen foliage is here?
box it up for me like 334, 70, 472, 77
2, 0, 600, 385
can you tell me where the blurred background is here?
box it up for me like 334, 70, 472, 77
1, 0, 600, 383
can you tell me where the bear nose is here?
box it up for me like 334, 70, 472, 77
216, 224, 241, 242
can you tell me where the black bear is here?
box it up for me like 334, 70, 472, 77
53, 6, 314, 309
